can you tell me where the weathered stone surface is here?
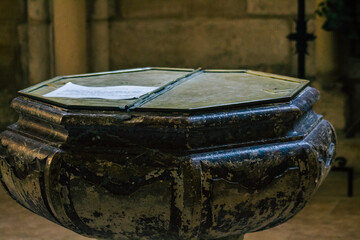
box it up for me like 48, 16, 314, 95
119, 0, 185, 18
186, 0, 247, 18
0, 69, 336, 239
90, 0, 111, 20
0, 22, 23, 90
0, 23, 17, 46
28, 23, 51, 84
313, 82, 346, 131
0, 23, 19, 88
0, 46, 15, 67
110, 19, 290, 69
247, 0, 316, 15
0, 90, 17, 130
0, 0, 25, 21
0, 0, 26, 128
336, 132, 360, 172
28, 0, 49, 21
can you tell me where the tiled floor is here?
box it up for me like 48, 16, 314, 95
0, 171, 359, 240
246, 171, 360, 240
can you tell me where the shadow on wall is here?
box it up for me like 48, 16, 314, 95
0, 0, 27, 130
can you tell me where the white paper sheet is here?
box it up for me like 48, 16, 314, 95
43, 82, 158, 100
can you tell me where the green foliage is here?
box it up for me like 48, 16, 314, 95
316, 0, 360, 39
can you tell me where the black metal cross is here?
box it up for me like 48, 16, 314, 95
287, 0, 316, 79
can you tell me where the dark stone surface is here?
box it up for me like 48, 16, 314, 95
0, 74, 336, 239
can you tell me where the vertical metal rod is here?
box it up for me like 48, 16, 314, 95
297, 0, 306, 78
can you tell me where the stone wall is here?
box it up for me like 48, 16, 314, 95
110, 0, 316, 77
0, 0, 27, 129
0, 0, 26, 89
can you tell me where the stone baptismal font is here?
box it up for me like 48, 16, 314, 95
0, 68, 336, 240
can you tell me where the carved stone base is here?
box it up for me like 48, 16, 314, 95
0, 68, 336, 240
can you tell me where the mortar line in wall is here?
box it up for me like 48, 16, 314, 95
110, 15, 316, 22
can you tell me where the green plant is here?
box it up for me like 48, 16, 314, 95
316, 0, 360, 39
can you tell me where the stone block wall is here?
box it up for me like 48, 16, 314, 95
110, 0, 316, 77
0, 0, 319, 86
0, 0, 26, 129
0, 0, 26, 89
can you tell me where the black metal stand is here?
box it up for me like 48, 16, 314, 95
332, 156, 354, 197
287, 0, 316, 79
